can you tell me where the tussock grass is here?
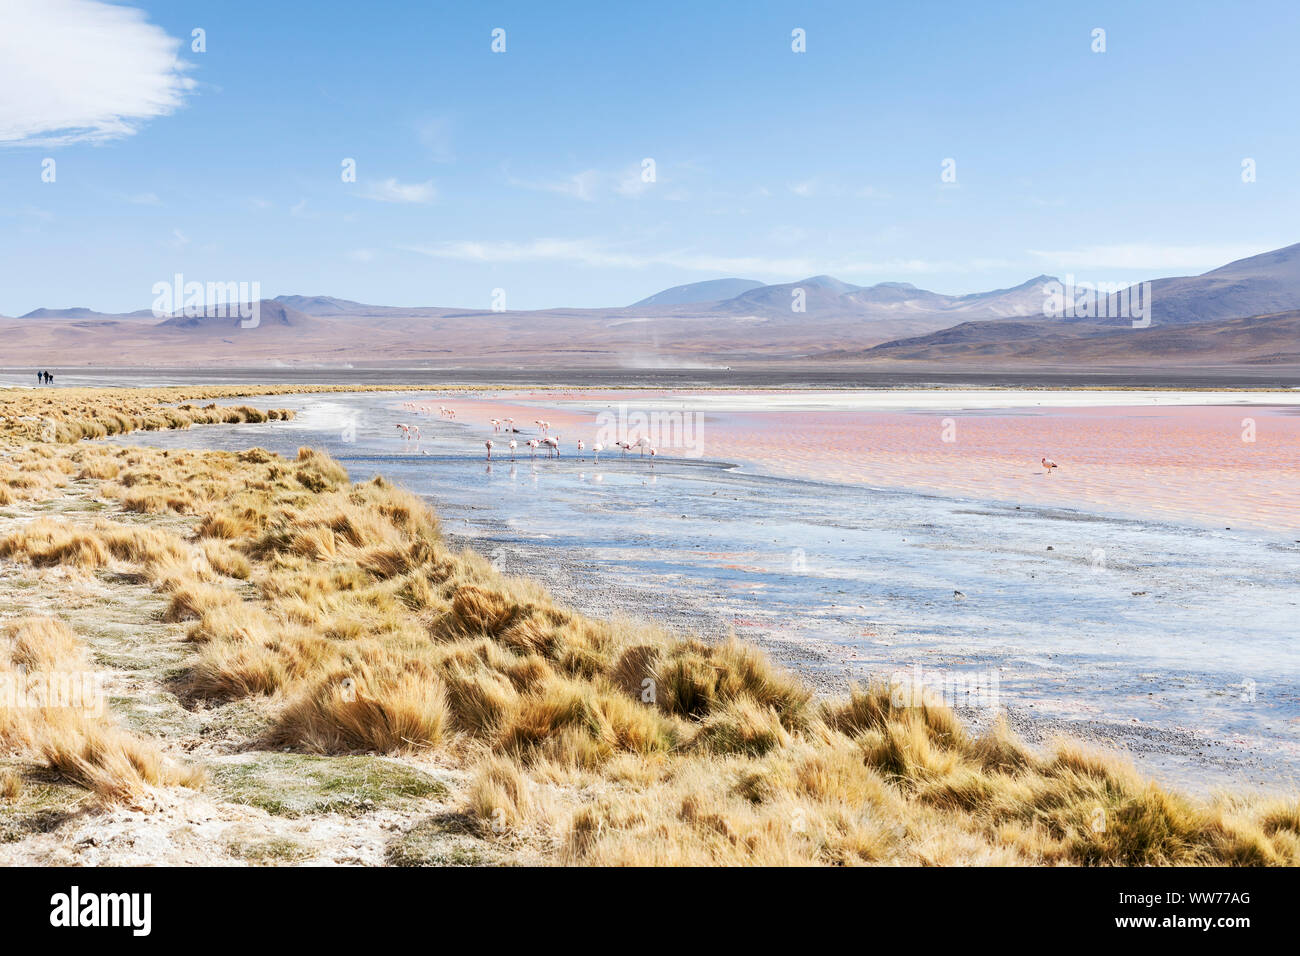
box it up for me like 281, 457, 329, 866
0, 618, 202, 803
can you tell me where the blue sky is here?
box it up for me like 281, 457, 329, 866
2, 0, 1298, 314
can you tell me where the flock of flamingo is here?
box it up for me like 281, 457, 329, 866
394, 401, 1060, 474
393, 402, 661, 464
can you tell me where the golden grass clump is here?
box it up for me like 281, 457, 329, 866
0, 618, 202, 803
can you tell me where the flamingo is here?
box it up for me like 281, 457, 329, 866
485, 439, 494, 460
395, 423, 411, 439
526, 439, 539, 459
541, 436, 560, 457
593, 442, 604, 462
617, 440, 632, 457
438, 406, 449, 418
636, 436, 651, 457
490, 418, 502, 432
410, 425, 421, 441
508, 439, 518, 460
503, 417, 515, 431
576, 439, 585, 458
1041, 456, 1059, 475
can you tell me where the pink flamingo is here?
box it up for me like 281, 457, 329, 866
490, 418, 502, 432
508, 439, 518, 460
410, 425, 421, 441
541, 436, 560, 457
593, 442, 604, 462
1041, 456, 1059, 475
485, 439, 494, 460
395, 423, 411, 439
636, 436, 651, 457
526, 439, 539, 459
576, 439, 585, 458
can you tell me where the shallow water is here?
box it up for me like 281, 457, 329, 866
102, 390, 1300, 792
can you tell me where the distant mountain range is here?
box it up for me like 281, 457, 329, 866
4, 242, 1299, 368
631, 278, 765, 307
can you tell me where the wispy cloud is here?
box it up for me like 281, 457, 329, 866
361, 178, 437, 204
615, 163, 656, 198
1027, 242, 1277, 273
509, 170, 601, 202
402, 237, 952, 279
508, 163, 671, 202
0, 0, 195, 147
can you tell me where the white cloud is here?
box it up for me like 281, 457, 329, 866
0, 0, 195, 146
402, 237, 951, 279
510, 163, 673, 202
1028, 242, 1277, 273
362, 178, 437, 204
509, 169, 600, 202
615, 163, 655, 198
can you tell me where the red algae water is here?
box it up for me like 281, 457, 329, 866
434, 391, 1300, 532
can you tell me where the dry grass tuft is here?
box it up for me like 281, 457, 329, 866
0, 618, 202, 803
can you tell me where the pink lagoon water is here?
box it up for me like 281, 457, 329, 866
427, 389, 1300, 531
